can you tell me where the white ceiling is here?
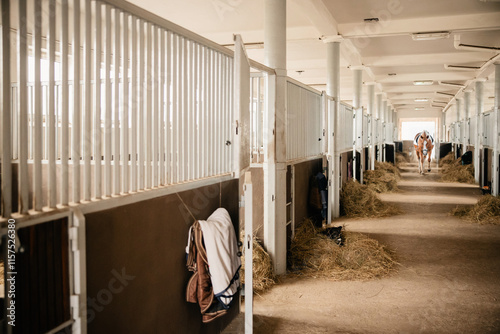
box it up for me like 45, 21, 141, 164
128, 0, 500, 116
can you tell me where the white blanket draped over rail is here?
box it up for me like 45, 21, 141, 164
186, 208, 241, 308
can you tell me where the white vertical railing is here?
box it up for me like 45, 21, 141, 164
338, 102, 354, 153
48, 0, 57, 208
73, 0, 81, 203
483, 111, 493, 147
104, 5, 112, 197
113, 8, 121, 195
130, 15, 138, 193
33, 0, 43, 211
1, 0, 236, 219
61, 0, 70, 205
286, 80, 322, 161
84, 0, 92, 201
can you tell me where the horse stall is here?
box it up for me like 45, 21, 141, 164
481, 109, 498, 192
0, 1, 245, 332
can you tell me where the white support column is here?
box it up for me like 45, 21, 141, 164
376, 93, 382, 162
443, 111, 446, 142
464, 90, 471, 151
475, 80, 485, 185
456, 98, 462, 157
326, 40, 341, 219
352, 68, 362, 182
263, 0, 287, 275
382, 100, 387, 162
243, 172, 253, 334
367, 83, 375, 170
492, 64, 500, 196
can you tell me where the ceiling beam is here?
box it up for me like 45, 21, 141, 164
363, 52, 495, 67
338, 12, 500, 38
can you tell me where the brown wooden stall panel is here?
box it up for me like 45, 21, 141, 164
11, 218, 71, 334
85, 179, 239, 334
292, 159, 322, 225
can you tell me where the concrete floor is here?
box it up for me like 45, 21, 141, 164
224, 163, 500, 333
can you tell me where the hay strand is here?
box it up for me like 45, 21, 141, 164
289, 220, 397, 280
240, 232, 276, 293
364, 161, 400, 193
341, 179, 401, 217
451, 195, 500, 225
439, 153, 475, 184
396, 153, 409, 165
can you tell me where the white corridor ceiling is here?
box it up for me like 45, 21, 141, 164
128, 0, 500, 115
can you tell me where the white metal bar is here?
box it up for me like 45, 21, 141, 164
84, 0, 92, 201
146, 23, 152, 188
222, 56, 228, 170
216, 52, 222, 175
152, 26, 159, 187
193, 43, 199, 180
244, 172, 253, 334
138, 20, 145, 190
61, 0, 70, 205
94, 0, 102, 199
73, 0, 82, 203
130, 16, 137, 192
172, 33, 178, 184
257, 75, 262, 162
18, 0, 29, 213
182, 37, 188, 182
122, 12, 129, 193
159, 29, 165, 186
113, 7, 121, 195
48, 0, 57, 208
33, 0, 43, 211
1, 0, 12, 217
209, 50, 215, 176
202, 47, 208, 178
188, 41, 194, 181
229, 57, 234, 170
104, 5, 112, 196
166, 31, 171, 184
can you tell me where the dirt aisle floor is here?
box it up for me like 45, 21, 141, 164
224, 162, 500, 334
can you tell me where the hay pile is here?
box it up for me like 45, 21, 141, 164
288, 220, 397, 280
450, 195, 500, 225
440, 153, 475, 184
240, 232, 276, 294
439, 152, 456, 167
396, 153, 409, 165
364, 161, 400, 193
341, 179, 401, 217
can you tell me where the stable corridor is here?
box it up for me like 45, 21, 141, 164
225, 163, 500, 333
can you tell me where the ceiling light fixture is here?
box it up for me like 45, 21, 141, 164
412, 31, 450, 41
432, 100, 448, 104
444, 64, 481, 71
439, 81, 466, 88
413, 80, 434, 85
414, 107, 425, 110
437, 91, 455, 97
414, 98, 429, 102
